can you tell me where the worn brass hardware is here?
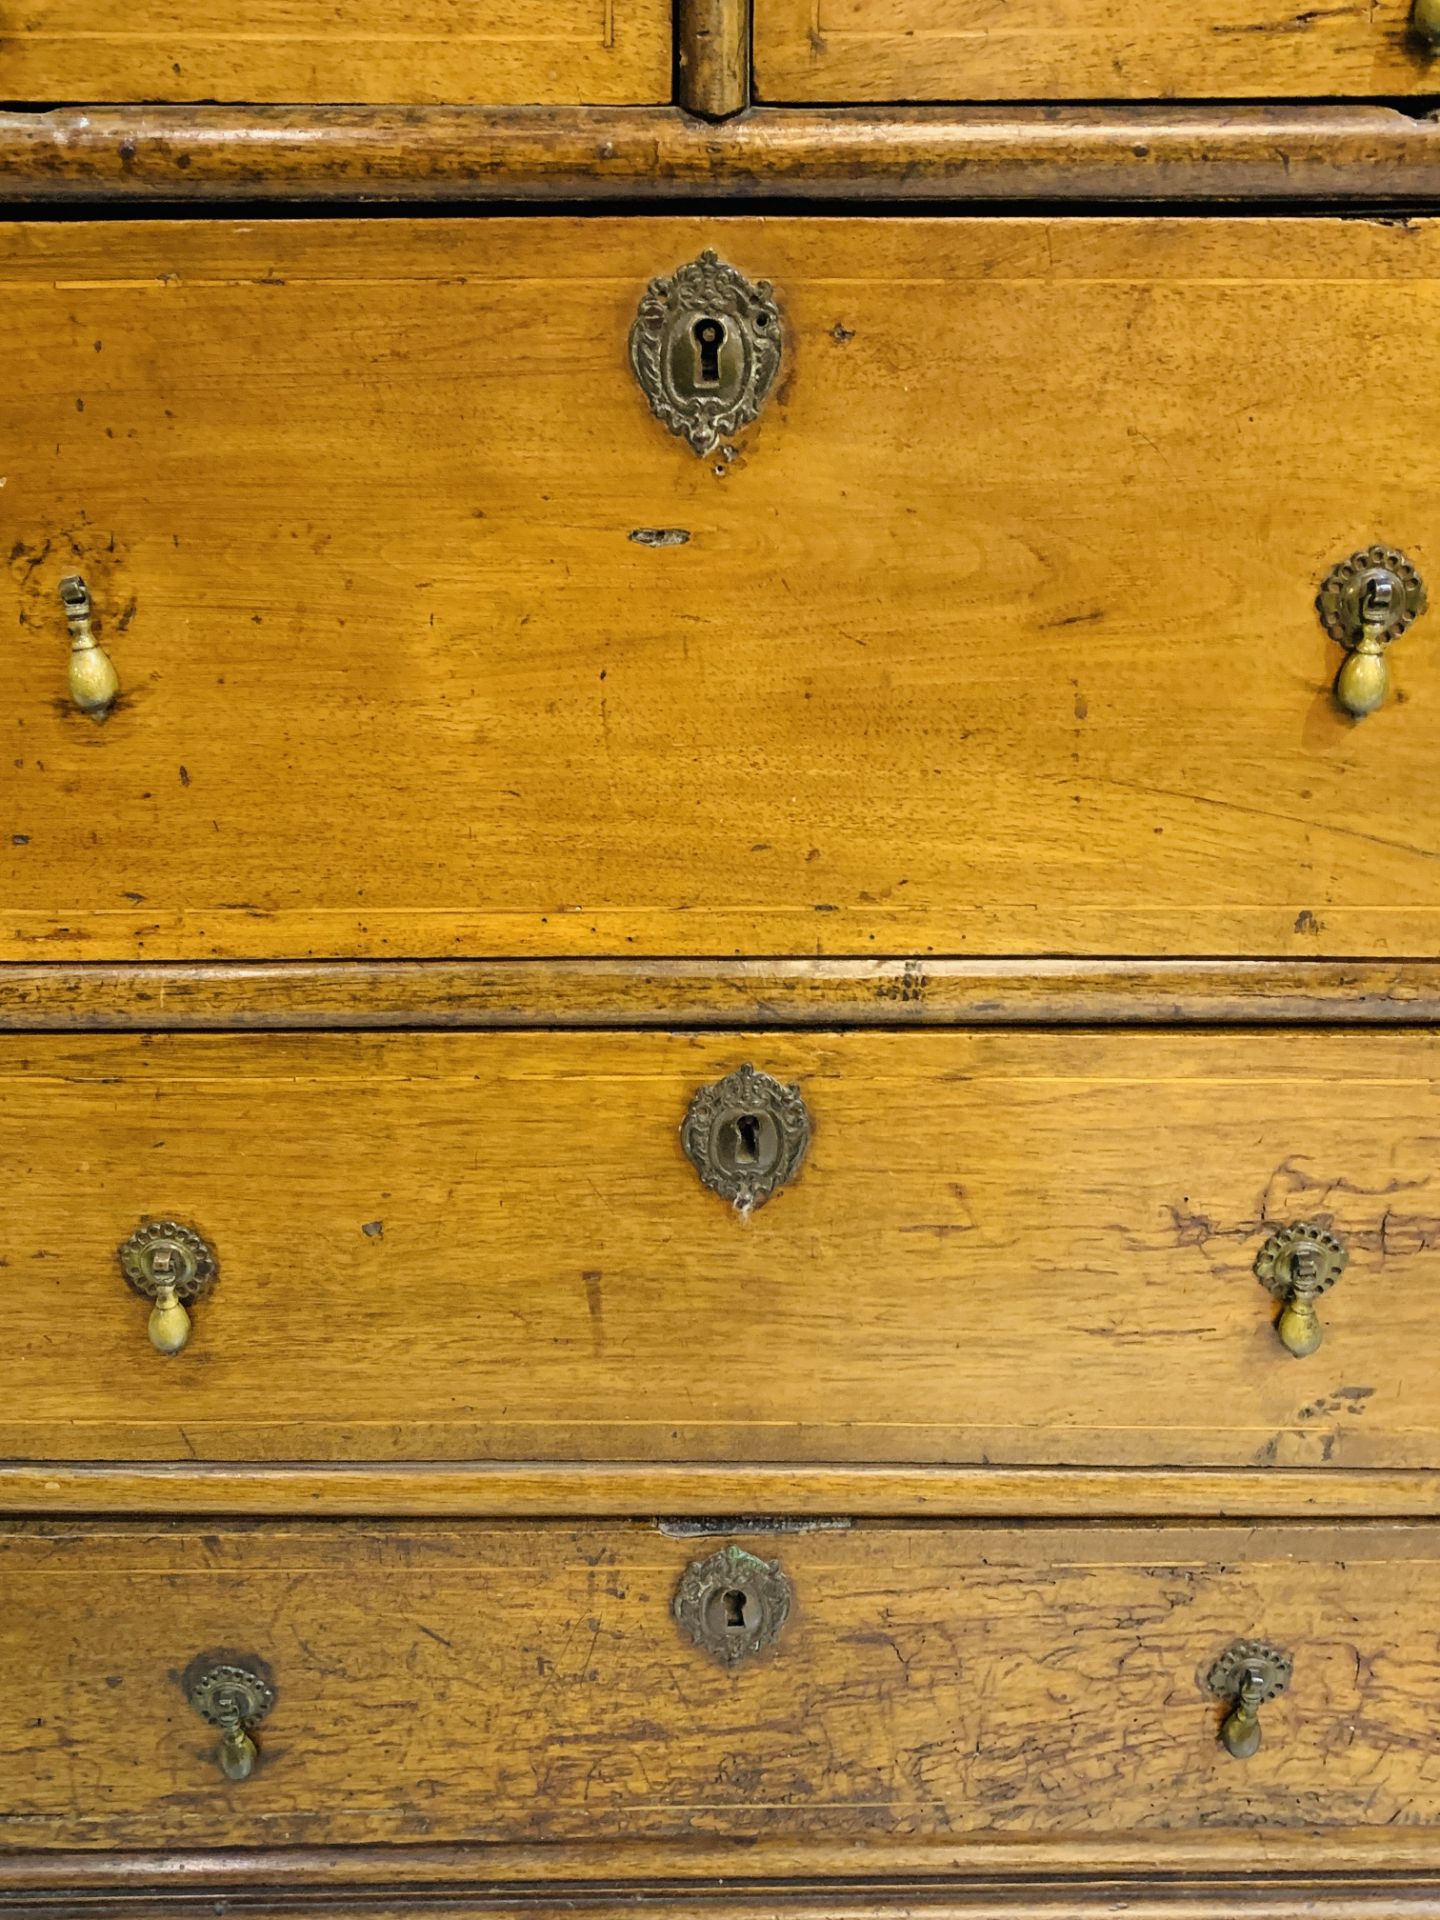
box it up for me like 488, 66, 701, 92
674, 1543, 792, 1665
1317, 545, 1427, 716
1206, 1639, 1293, 1759
681, 1062, 811, 1212
58, 575, 120, 718
630, 250, 782, 457
184, 1660, 275, 1781
1414, 0, 1440, 45
1254, 1220, 1347, 1358
118, 1220, 218, 1355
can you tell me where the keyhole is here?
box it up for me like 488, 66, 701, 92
693, 317, 726, 388
735, 1113, 760, 1164
723, 1589, 749, 1629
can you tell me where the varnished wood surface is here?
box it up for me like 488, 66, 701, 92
7, 217, 1440, 961
5, 1029, 1440, 1469
7, 105, 1440, 204
3, 1520, 1439, 1851
7, 1462, 1440, 1518
755, 0, 1437, 101
7, 959, 1440, 1031
0, 0, 671, 106
679, 0, 751, 117
5, 1882, 1440, 1920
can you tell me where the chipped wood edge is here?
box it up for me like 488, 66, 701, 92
4, 958, 1440, 1031
5, 104, 1440, 202
5, 1462, 1440, 1517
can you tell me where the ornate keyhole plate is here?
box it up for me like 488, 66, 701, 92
673, 1544, 792, 1666
681, 1062, 811, 1211
629, 250, 783, 457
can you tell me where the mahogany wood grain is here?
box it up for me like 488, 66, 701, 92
5, 959, 1440, 1031
5, 106, 1440, 205
4, 1028, 1440, 1470
2, 1520, 1438, 1851
6, 218, 1440, 960
754, 0, 1438, 102
0, 0, 672, 106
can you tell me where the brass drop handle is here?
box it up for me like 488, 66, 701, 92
1413, 0, 1440, 44
185, 1661, 275, 1781
1317, 546, 1427, 717
1254, 1221, 1347, 1358
1206, 1639, 1293, 1759
58, 575, 120, 718
118, 1220, 218, 1354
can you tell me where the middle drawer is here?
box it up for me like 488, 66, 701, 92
3, 1028, 1436, 1469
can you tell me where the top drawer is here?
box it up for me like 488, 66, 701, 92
754, 0, 1435, 102
5, 215, 1440, 963
0, 0, 671, 104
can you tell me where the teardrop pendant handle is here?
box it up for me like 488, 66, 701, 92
59, 575, 121, 718
1254, 1221, 1347, 1358
1317, 546, 1427, 718
118, 1221, 218, 1355
184, 1660, 275, 1782
1206, 1639, 1293, 1759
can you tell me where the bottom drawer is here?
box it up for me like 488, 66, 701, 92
4, 1521, 1439, 1855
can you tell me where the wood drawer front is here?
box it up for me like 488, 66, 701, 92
0, 0, 671, 105
754, 0, 1433, 101
4, 1520, 1440, 1853
6, 217, 1440, 963
4, 1028, 1439, 1470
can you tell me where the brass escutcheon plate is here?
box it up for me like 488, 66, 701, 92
1253, 1221, 1347, 1302
1317, 545, 1427, 651
183, 1656, 276, 1730
629, 250, 783, 457
673, 1544, 792, 1666
1205, 1638, 1293, 1705
681, 1062, 811, 1212
118, 1219, 218, 1304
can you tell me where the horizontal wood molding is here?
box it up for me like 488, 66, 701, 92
7, 1848, 1440, 1891
6, 1462, 1440, 1516
5, 959, 1440, 1030
4, 1880, 1440, 1920
4, 104, 1440, 202
5, 1894, 1440, 1920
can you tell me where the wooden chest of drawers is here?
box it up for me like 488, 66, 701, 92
3, 6, 1440, 1920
